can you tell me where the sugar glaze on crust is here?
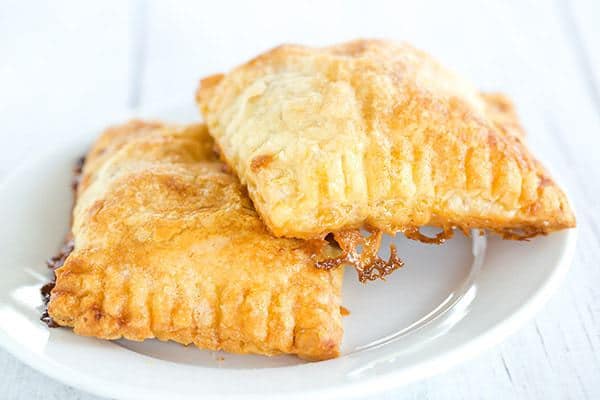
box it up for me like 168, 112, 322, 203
197, 39, 576, 242
47, 121, 344, 360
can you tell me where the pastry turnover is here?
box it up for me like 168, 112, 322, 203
47, 120, 344, 360
197, 39, 575, 242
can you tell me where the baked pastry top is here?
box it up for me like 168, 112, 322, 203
197, 39, 575, 240
48, 120, 344, 360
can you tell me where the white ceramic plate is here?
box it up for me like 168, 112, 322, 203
0, 105, 576, 400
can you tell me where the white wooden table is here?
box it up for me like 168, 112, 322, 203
1, 1, 598, 398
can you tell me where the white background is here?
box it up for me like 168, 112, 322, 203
1, 0, 599, 398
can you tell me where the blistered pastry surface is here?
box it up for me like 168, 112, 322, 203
48, 120, 343, 360
197, 39, 575, 239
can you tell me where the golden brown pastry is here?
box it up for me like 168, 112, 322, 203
48, 120, 344, 360
197, 39, 575, 242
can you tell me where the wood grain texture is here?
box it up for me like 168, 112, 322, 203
1, 0, 599, 398
0, 350, 104, 400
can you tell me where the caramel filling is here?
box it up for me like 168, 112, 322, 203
40, 156, 84, 327
315, 229, 404, 283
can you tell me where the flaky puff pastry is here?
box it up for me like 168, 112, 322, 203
197, 39, 575, 240
48, 120, 344, 360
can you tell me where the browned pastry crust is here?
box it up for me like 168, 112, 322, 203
48, 120, 344, 360
196, 39, 575, 241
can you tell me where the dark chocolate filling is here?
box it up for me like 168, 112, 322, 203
40, 156, 84, 327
